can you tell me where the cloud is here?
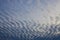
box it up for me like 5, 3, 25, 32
26, 0, 60, 24
1, 0, 60, 24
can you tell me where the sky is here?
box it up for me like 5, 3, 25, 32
0, 0, 60, 39
0, 0, 60, 24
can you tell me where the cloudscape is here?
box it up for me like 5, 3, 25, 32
0, 0, 60, 40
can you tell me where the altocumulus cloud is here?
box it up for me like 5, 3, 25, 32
0, 0, 60, 40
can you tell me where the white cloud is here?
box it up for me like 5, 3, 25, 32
27, 0, 60, 24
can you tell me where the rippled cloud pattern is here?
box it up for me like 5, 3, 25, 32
0, 0, 60, 40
